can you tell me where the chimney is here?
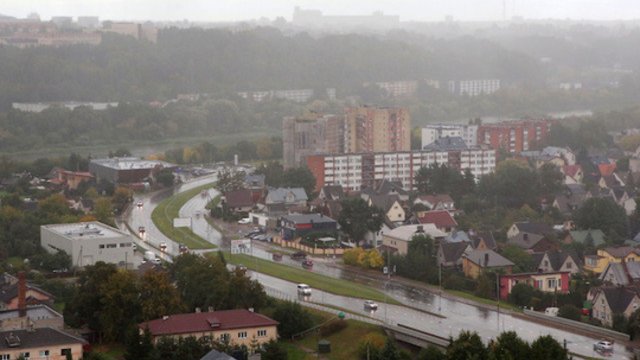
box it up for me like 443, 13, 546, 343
18, 272, 26, 318
208, 306, 214, 313
417, 225, 424, 233
484, 253, 489, 267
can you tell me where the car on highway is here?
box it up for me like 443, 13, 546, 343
364, 300, 378, 311
159, 242, 167, 252
138, 226, 145, 233
237, 217, 251, 224
136, 201, 144, 208
291, 251, 307, 261
593, 340, 613, 354
179, 244, 189, 254
297, 283, 312, 296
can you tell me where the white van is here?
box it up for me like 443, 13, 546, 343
297, 283, 312, 296
544, 307, 559, 316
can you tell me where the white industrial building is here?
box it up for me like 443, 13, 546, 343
40, 222, 135, 268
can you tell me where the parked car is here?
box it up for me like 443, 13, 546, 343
291, 251, 307, 261
302, 259, 313, 269
237, 217, 251, 224
179, 244, 189, 254
297, 283, 312, 296
544, 307, 559, 317
593, 340, 613, 354
364, 300, 378, 311
253, 234, 268, 241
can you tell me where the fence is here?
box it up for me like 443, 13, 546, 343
522, 309, 630, 342
271, 236, 345, 256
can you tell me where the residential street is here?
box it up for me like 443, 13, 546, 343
125, 176, 635, 359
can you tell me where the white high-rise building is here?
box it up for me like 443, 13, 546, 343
422, 124, 478, 148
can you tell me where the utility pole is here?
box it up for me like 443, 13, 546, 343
496, 272, 500, 331
438, 263, 442, 314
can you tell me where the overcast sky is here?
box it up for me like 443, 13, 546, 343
3, 0, 640, 22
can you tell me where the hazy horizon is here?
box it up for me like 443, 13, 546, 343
3, 0, 640, 23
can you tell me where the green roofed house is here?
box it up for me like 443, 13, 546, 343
564, 229, 606, 247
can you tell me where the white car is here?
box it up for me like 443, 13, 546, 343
364, 300, 378, 311
159, 242, 167, 252
136, 201, 143, 208
593, 340, 613, 353
297, 283, 312, 296
237, 217, 251, 224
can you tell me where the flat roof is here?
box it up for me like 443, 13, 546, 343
90, 157, 175, 171
42, 221, 129, 240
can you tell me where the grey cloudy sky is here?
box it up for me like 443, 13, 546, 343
3, 0, 640, 22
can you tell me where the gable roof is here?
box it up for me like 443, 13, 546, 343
464, 249, 514, 268
600, 262, 640, 286
470, 231, 497, 250
244, 174, 265, 188
599, 163, 617, 177
599, 286, 639, 314
512, 221, 554, 236
0, 327, 86, 351
416, 194, 454, 207
369, 194, 401, 214
507, 232, 546, 250
362, 180, 407, 197
265, 188, 308, 204
200, 350, 236, 360
440, 241, 471, 263
224, 189, 254, 208
562, 164, 582, 178
0, 282, 53, 304
417, 210, 457, 228
446, 231, 471, 243
320, 185, 344, 201
384, 224, 447, 241
602, 246, 640, 259
532, 250, 581, 272
140, 309, 279, 337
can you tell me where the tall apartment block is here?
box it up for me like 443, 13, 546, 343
344, 106, 411, 153
477, 119, 553, 154
306, 148, 496, 192
282, 112, 344, 168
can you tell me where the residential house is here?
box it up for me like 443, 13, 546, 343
0, 327, 86, 360
222, 189, 255, 213
562, 165, 583, 184
553, 184, 590, 215
445, 231, 471, 243
139, 309, 279, 347
506, 221, 554, 239
0, 273, 53, 311
499, 271, 570, 300
46, 168, 94, 191
264, 188, 308, 215
600, 262, 640, 286
417, 210, 457, 234
0, 305, 64, 332
584, 247, 640, 274
437, 241, 472, 268
280, 213, 338, 241
243, 174, 266, 203
591, 286, 640, 327
469, 231, 497, 251
531, 250, 582, 274
563, 229, 606, 247
462, 249, 514, 279
367, 194, 406, 224
318, 185, 345, 201
361, 180, 409, 203
413, 194, 456, 213
507, 232, 555, 253
381, 224, 447, 256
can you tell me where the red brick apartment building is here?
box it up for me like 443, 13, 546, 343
477, 119, 554, 154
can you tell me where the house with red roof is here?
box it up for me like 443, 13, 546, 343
562, 165, 583, 184
139, 309, 278, 346
417, 210, 457, 234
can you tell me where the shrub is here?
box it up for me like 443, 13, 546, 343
557, 304, 581, 321
357, 332, 386, 359
343, 248, 364, 266
319, 319, 348, 336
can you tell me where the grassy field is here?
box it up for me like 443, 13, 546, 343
225, 253, 400, 305
151, 183, 217, 249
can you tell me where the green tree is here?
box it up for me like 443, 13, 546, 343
155, 168, 175, 187
215, 167, 245, 194
272, 301, 313, 339
491, 331, 530, 360
557, 304, 581, 321
93, 197, 114, 225
260, 340, 288, 360
477, 160, 538, 208
225, 270, 267, 311
446, 331, 488, 360
99, 270, 142, 342
537, 163, 564, 197
338, 198, 384, 244
377, 339, 402, 360
530, 335, 568, 360
281, 166, 317, 198
255, 161, 283, 187
417, 345, 445, 360
124, 327, 154, 360
139, 270, 186, 321
508, 283, 535, 308
575, 197, 629, 240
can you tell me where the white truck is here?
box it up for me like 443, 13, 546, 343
144, 251, 161, 265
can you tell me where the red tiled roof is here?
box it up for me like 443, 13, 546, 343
417, 210, 457, 228
224, 189, 254, 208
599, 163, 616, 177
139, 309, 278, 336
562, 165, 582, 178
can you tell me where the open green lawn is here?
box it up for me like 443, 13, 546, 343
225, 253, 400, 305
293, 319, 386, 360
151, 183, 217, 250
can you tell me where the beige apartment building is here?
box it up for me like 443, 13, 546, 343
344, 106, 410, 153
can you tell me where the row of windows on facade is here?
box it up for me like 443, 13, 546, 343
98, 242, 133, 249
216, 329, 268, 342
0, 348, 71, 359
